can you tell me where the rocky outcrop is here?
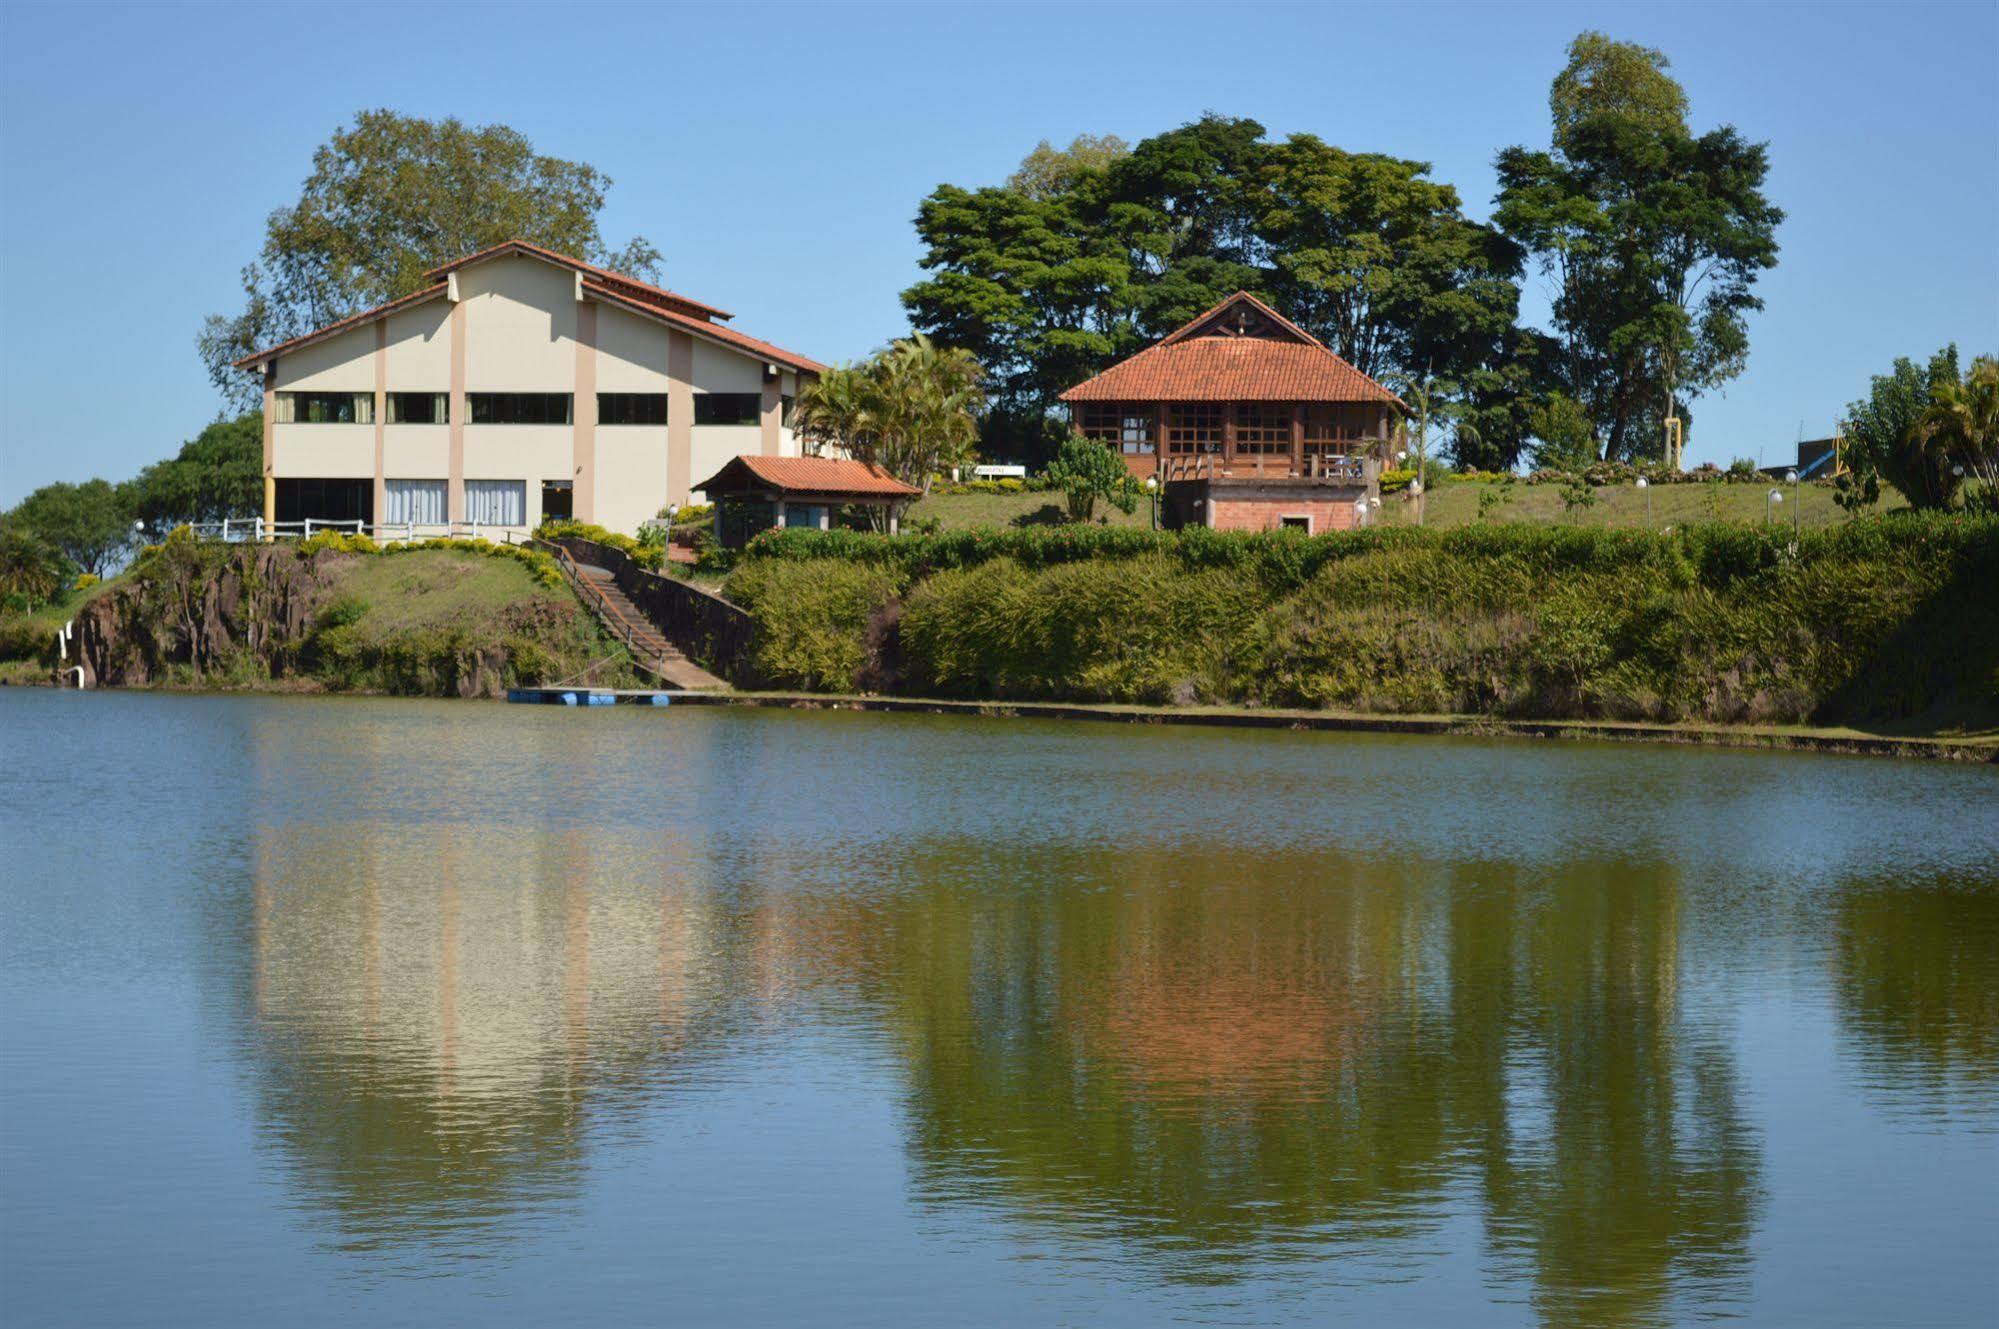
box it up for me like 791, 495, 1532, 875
75, 540, 338, 688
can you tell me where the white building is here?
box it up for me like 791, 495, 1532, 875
233, 240, 826, 536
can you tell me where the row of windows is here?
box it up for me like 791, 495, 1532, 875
1078, 401, 1383, 457
275, 391, 782, 426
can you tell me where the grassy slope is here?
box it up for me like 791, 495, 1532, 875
288, 547, 642, 692
906, 481, 1846, 533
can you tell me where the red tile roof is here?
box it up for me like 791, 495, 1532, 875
231, 283, 449, 369
1060, 291, 1397, 404
581, 280, 826, 375
232, 239, 825, 375
695, 455, 921, 498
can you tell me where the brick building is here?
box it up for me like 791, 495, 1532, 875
1060, 292, 1397, 534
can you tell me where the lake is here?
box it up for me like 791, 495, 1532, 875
2, 690, 1994, 1327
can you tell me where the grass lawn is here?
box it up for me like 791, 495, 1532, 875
907, 479, 1849, 533
330, 547, 574, 632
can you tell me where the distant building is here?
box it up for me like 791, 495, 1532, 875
231, 240, 826, 537
1060, 292, 1396, 534
1761, 437, 1841, 480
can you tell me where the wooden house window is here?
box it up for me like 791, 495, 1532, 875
1166, 403, 1222, 454
1235, 402, 1291, 454
1078, 402, 1155, 454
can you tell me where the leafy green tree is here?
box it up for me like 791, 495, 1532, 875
1496, 32, 1782, 462
1844, 346, 1967, 510
124, 412, 265, 530
0, 519, 71, 609
8, 479, 130, 576
201, 110, 660, 411
1045, 435, 1140, 522
1007, 133, 1130, 200
906, 114, 1526, 467
1261, 136, 1522, 383
792, 335, 985, 528
1527, 393, 1599, 471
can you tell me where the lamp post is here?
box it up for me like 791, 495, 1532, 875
1767, 486, 1783, 526
1785, 469, 1799, 539
1145, 474, 1159, 530
1635, 474, 1651, 527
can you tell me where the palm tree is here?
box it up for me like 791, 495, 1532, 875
790, 363, 878, 460
1917, 355, 1999, 509
791, 336, 986, 529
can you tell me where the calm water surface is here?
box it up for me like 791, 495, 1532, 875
2, 690, 1995, 1327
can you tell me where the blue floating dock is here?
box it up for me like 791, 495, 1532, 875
507, 687, 677, 707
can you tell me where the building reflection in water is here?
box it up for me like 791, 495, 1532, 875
239, 820, 742, 1260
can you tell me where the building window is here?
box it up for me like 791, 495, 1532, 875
694, 393, 761, 426
1281, 515, 1311, 532
1303, 404, 1376, 456
1166, 402, 1222, 454
598, 393, 668, 426
383, 479, 447, 525
468, 393, 572, 425
1236, 402, 1292, 455
781, 394, 796, 427
540, 480, 573, 522
1078, 402, 1155, 454
274, 478, 372, 524
275, 391, 373, 424
386, 392, 446, 424
463, 480, 527, 526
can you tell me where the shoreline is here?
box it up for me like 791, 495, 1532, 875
664, 692, 1999, 763
28, 680, 1985, 763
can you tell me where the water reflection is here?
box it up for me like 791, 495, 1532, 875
1831, 875, 1999, 1120
174, 701, 1999, 1328
235, 824, 746, 1259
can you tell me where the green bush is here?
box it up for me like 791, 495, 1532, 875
724, 514, 1999, 725
537, 518, 665, 570
723, 557, 902, 690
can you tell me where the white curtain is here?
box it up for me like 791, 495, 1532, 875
384, 479, 447, 525
464, 480, 526, 526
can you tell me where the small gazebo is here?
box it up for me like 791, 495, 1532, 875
695, 455, 921, 547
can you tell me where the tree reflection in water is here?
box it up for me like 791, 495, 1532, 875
810, 843, 1762, 1326
222, 815, 1999, 1327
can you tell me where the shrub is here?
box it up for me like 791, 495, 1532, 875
723, 557, 901, 690
1045, 434, 1141, 521
537, 518, 665, 570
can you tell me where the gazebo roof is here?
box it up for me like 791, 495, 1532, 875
695, 455, 921, 500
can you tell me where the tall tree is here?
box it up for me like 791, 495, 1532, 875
1843, 346, 1967, 510
1495, 33, 1782, 462
1007, 133, 1131, 200
123, 412, 265, 531
201, 110, 660, 412
7, 479, 131, 576
905, 114, 1526, 466
1261, 137, 1523, 382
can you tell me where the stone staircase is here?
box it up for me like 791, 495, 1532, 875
569, 561, 728, 690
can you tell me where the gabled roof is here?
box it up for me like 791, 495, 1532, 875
423, 239, 732, 322
1060, 291, 1398, 405
695, 455, 921, 499
234, 239, 824, 373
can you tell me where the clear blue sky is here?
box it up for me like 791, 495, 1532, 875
2, 0, 1993, 504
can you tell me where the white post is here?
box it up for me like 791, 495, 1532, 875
221, 518, 231, 542
304, 518, 314, 538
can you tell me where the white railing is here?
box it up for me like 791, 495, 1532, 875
169, 518, 527, 546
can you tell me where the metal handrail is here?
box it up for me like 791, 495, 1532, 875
535, 539, 666, 672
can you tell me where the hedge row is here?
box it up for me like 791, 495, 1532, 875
723, 514, 1999, 726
